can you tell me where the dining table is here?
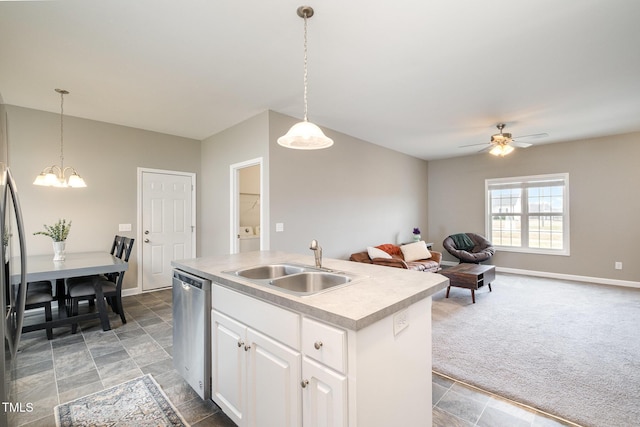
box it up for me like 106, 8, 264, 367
10, 251, 129, 332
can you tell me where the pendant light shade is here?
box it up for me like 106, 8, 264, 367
277, 6, 334, 150
278, 120, 333, 150
33, 89, 87, 188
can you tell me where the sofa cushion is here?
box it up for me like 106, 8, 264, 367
367, 246, 392, 259
400, 241, 432, 262
375, 243, 402, 256
405, 259, 439, 272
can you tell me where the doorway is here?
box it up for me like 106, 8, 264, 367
138, 168, 196, 291
230, 158, 264, 254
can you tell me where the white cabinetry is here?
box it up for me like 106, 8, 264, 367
211, 285, 301, 427
301, 356, 347, 427
301, 317, 348, 426
211, 282, 432, 427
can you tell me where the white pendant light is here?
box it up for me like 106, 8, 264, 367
34, 89, 87, 188
277, 6, 333, 150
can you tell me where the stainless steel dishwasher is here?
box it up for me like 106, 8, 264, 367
172, 269, 212, 400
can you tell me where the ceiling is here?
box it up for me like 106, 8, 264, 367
1, 0, 639, 160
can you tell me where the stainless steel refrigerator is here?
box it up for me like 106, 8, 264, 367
1, 94, 28, 426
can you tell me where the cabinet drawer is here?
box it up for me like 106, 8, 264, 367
212, 284, 300, 349
302, 317, 346, 373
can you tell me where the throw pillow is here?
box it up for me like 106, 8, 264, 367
375, 243, 402, 256
400, 241, 432, 262
367, 246, 392, 259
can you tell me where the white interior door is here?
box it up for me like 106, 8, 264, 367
140, 169, 195, 291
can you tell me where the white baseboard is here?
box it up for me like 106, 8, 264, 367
440, 260, 640, 289
122, 288, 140, 297
122, 286, 172, 297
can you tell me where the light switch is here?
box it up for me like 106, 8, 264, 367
119, 224, 132, 232
275, 223, 284, 232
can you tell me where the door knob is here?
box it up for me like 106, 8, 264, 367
144, 239, 149, 243
301, 379, 309, 388
144, 230, 149, 235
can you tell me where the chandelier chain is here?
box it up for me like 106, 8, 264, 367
303, 13, 308, 122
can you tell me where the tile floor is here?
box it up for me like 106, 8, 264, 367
11, 289, 234, 427
11, 289, 578, 427
432, 372, 578, 427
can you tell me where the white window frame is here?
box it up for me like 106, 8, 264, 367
485, 173, 570, 256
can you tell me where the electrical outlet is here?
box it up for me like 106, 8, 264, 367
615, 262, 622, 270
393, 309, 409, 336
275, 222, 284, 232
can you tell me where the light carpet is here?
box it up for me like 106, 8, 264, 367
432, 273, 640, 427
54, 374, 189, 427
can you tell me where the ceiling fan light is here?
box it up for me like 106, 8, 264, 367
277, 120, 334, 150
490, 144, 514, 156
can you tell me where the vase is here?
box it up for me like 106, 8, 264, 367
53, 241, 66, 261
413, 234, 421, 242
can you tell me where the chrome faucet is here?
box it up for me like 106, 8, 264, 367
309, 239, 322, 268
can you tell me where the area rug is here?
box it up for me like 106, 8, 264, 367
55, 374, 189, 427
432, 273, 640, 427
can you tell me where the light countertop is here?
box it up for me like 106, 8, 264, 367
172, 251, 448, 330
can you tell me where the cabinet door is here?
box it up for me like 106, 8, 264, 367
212, 310, 247, 427
246, 328, 301, 427
302, 357, 348, 427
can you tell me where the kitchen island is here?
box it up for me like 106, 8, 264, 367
172, 250, 448, 427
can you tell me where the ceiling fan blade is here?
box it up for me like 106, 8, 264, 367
478, 145, 493, 153
511, 141, 532, 148
459, 142, 491, 148
513, 132, 548, 140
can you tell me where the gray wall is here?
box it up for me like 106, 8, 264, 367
200, 111, 270, 256
428, 131, 640, 282
6, 105, 201, 290
199, 111, 429, 260
268, 112, 429, 259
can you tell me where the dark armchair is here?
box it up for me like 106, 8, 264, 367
443, 233, 495, 264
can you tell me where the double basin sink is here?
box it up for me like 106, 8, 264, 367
224, 263, 357, 297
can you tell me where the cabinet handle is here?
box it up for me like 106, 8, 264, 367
314, 341, 323, 350
301, 379, 309, 388
237, 340, 244, 348
244, 345, 251, 351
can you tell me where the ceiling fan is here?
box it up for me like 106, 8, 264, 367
461, 123, 548, 156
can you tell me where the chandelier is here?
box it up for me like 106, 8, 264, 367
33, 89, 87, 188
277, 6, 334, 150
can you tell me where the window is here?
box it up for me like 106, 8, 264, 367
486, 173, 569, 255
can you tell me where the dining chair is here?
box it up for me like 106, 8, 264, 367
65, 235, 124, 290
67, 237, 134, 333
22, 280, 55, 340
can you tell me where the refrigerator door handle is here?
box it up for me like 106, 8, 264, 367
5, 168, 27, 358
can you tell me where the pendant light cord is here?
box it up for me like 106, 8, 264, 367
303, 12, 309, 122
59, 90, 65, 171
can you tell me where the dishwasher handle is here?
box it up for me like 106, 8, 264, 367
173, 269, 212, 290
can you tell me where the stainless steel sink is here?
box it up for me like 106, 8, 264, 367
224, 263, 358, 296
269, 272, 352, 295
232, 264, 306, 280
